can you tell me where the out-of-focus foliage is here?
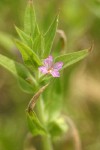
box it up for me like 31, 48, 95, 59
0, 0, 100, 150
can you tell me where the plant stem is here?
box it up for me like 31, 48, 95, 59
42, 135, 53, 150
36, 96, 53, 150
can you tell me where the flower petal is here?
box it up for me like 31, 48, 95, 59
44, 55, 53, 69
39, 66, 48, 74
50, 69, 60, 77
53, 62, 63, 70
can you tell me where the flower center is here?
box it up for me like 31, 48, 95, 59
48, 67, 53, 73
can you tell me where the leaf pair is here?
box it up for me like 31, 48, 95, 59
15, 28, 42, 69
23, 0, 59, 56
27, 109, 68, 139
15, 1, 43, 69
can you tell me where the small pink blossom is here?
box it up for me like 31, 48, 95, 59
39, 56, 63, 77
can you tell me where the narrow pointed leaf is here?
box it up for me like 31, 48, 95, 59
27, 110, 47, 136
33, 23, 40, 39
55, 49, 89, 69
15, 40, 42, 66
24, 0, 36, 35
33, 34, 44, 56
0, 54, 35, 93
44, 14, 59, 57
15, 26, 32, 47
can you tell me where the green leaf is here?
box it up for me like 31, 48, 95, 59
33, 34, 44, 56
44, 14, 59, 57
15, 40, 42, 67
15, 26, 32, 47
31, 21, 44, 56
24, 0, 36, 35
27, 110, 47, 136
48, 117, 68, 139
33, 23, 40, 38
0, 54, 36, 93
55, 49, 89, 69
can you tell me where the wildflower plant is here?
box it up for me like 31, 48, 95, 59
0, 0, 91, 149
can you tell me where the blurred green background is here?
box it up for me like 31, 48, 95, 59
0, 0, 100, 150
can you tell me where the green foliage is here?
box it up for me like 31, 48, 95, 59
26, 110, 47, 136
15, 26, 32, 47
24, 0, 36, 36
15, 40, 42, 67
15, 1, 42, 55
33, 23, 40, 38
48, 117, 68, 139
0, 54, 35, 93
44, 79, 63, 122
32, 34, 44, 56
55, 49, 89, 69
44, 14, 59, 57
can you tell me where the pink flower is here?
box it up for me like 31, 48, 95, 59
39, 56, 63, 77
